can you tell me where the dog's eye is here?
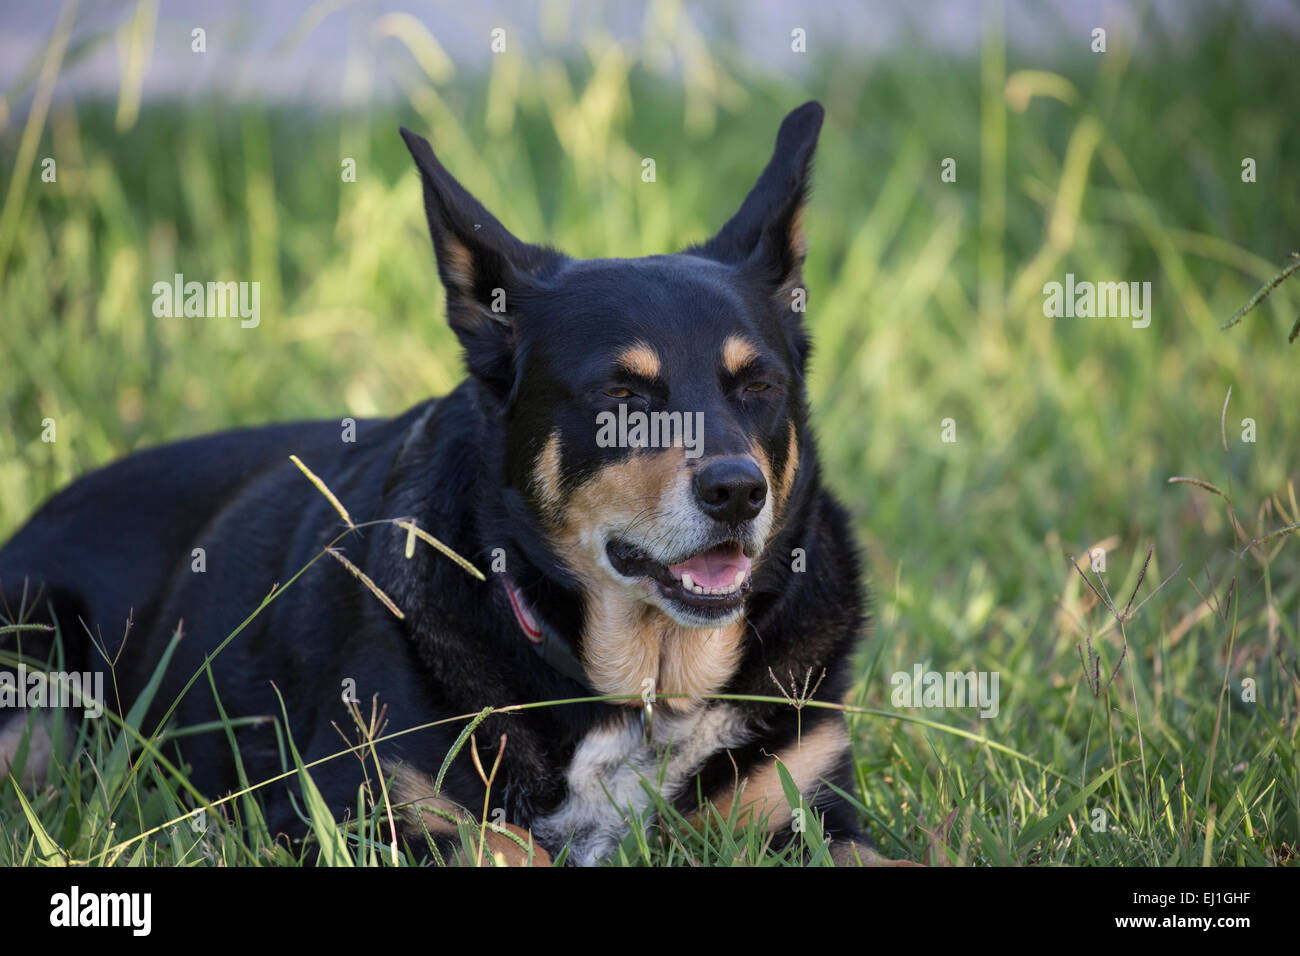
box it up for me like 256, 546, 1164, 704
744, 382, 770, 392
604, 387, 633, 399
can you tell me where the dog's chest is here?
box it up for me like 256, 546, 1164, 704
532, 704, 751, 865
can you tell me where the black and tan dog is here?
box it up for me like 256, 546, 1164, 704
0, 101, 901, 866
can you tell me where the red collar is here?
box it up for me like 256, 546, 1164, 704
502, 578, 594, 691
504, 578, 543, 645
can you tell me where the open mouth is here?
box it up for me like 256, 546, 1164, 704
606, 538, 753, 612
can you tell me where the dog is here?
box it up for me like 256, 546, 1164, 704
0, 101, 904, 866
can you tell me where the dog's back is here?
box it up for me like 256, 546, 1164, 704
4, 422, 332, 648
0, 402, 449, 816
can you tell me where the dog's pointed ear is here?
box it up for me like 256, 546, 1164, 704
400, 127, 561, 395
690, 102, 823, 363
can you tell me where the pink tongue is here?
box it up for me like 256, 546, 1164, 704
669, 543, 751, 589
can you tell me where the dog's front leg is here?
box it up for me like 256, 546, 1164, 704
385, 762, 552, 866
688, 712, 922, 866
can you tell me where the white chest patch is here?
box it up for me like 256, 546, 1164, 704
532, 704, 752, 866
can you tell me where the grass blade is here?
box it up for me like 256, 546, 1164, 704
11, 778, 66, 865
271, 684, 353, 867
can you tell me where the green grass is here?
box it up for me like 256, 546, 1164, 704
1, 2, 1298, 865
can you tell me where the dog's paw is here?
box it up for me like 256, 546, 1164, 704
830, 838, 924, 867
475, 823, 553, 867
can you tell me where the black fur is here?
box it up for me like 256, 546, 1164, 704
0, 101, 875, 862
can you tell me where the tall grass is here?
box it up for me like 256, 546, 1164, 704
1, 1, 1297, 864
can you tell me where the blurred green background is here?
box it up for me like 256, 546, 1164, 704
1, 0, 1297, 864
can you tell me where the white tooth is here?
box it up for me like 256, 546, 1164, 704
733, 569, 745, 587
682, 573, 694, 591
695, 584, 705, 595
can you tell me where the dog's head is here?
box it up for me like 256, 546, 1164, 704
402, 103, 823, 690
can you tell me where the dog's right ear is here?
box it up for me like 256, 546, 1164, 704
400, 127, 561, 395
686, 103, 823, 370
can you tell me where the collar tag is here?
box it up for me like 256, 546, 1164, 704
640, 697, 654, 744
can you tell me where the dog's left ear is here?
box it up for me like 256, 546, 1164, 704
400, 127, 561, 397
690, 101, 823, 360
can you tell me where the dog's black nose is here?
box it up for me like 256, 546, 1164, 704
693, 457, 767, 524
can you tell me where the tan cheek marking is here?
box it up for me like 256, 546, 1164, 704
775, 421, 799, 513
531, 431, 565, 525
557, 449, 678, 700
721, 335, 759, 375
556, 447, 681, 574
749, 440, 774, 494
385, 763, 553, 866
616, 342, 661, 380
698, 718, 848, 831
552, 449, 746, 708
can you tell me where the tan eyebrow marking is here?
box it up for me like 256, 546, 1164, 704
616, 342, 661, 379
721, 335, 759, 375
